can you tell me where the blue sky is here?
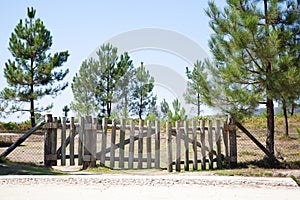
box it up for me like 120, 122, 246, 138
0, 0, 226, 121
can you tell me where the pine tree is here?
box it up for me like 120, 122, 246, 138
275, 0, 300, 136
205, 0, 300, 155
2, 7, 69, 127
94, 43, 122, 118
184, 60, 210, 117
70, 58, 97, 116
162, 98, 186, 122
160, 99, 170, 120
130, 62, 156, 120
114, 52, 135, 119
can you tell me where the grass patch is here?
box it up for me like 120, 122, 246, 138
79, 165, 115, 174
213, 168, 272, 177
0, 158, 64, 175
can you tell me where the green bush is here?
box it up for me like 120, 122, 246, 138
2, 122, 17, 131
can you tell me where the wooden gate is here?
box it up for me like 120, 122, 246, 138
44, 115, 160, 169
44, 114, 237, 171
166, 120, 230, 172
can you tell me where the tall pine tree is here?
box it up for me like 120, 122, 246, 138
71, 58, 98, 116
2, 7, 69, 127
205, 0, 300, 156
94, 43, 122, 118
114, 52, 135, 119
130, 62, 156, 120
184, 60, 210, 117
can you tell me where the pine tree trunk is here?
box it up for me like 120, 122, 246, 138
197, 93, 200, 117
291, 103, 295, 116
282, 101, 289, 136
30, 97, 35, 128
266, 98, 274, 155
264, 0, 274, 156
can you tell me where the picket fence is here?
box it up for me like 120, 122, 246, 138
44, 114, 237, 171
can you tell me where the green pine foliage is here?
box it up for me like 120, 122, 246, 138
94, 43, 119, 118
129, 62, 157, 120
71, 43, 137, 119
166, 98, 187, 122
114, 52, 135, 119
184, 60, 211, 117
71, 58, 98, 116
160, 98, 186, 122
205, 0, 300, 154
1, 7, 69, 127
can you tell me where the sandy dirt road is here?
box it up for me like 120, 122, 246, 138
0, 175, 299, 200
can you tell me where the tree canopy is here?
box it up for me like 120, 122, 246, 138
184, 60, 210, 117
205, 0, 300, 155
2, 7, 69, 127
129, 62, 156, 120
71, 58, 98, 116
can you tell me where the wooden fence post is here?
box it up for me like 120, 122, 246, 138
192, 120, 198, 170
83, 116, 96, 169
109, 118, 116, 168
215, 120, 222, 169
128, 119, 135, 169
138, 120, 144, 169
208, 120, 213, 169
119, 119, 126, 169
146, 120, 152, 169
228, 116, 237, 168
61, 117, 66, 166
166, 121, 173, 172
175, 121, 181, 172
184, 121, 189, 171
91, 118, 97, 166
101, 118, 108, 167
200, 120, 206, 170
69, 117, 75, 166
222, 120, 229, 166
78, 116, 84, 165
44, 114, 57, 166
155, 121, 160, 169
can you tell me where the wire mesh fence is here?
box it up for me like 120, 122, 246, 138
0, 131, 44, 165
236, 124, 300, 167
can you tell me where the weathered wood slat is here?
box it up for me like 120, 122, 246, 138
228, 117, 237, 168
192, 120, 198, 170
109, 118, 116, 168
222, 120, 229, 164
155, 121, 160, 169
119, 119, 126, 169
208, 120, 214, 169
138, 120, 144, 169
69, 117, 75, 166
146, 121, 152, 169
215, 120, 222, 169
200, 120, 206, 170
184, 121, 189, 171
128, 120, 135, 169
61, 117, 66, 166
175, 121, 181, 172
78, 117, 84, 165
166, 122, 172, 172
